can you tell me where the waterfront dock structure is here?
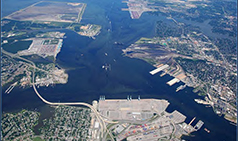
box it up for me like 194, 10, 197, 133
97, 98, 205, 141
188, 117, 196, 125
98, 99, 170, 121
5, 82, 17, 94
194, 120, 204, 130
167, 78, 180, 86
149, 64, 169, 75
3, 46, 205, 140
168, 110, 186, 124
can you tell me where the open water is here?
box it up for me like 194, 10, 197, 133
2, 0, 236, 140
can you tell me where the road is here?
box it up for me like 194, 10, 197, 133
2, 48, 114, 140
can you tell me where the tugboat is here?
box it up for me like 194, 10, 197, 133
204, 128, 210, 133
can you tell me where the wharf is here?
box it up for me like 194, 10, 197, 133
149, 64, 169, 75
188, 117, 196, 125
5, 82, 17, 94
98, 99, 170, 121
166, 78, 180, 86
194, 120, 204, 130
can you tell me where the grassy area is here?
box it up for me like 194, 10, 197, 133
33, 137, 44, 141
2, 73, 26, 87
140, 37, 153, 41
135, 37, 153, 44
2, 40, 32, 53
147, 115, 159, 122
106, 123, 116, 129
106, 133, 115, 141
192, 87, 199, 93
48, 22, 71, 28
68, 23, 82, 32
198, 91, 206, 96
141, 57, 157, 65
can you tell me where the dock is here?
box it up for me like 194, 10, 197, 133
5, 82, 17, 94
188, 117, 196, 125
149, 64, 169, 75
166, 78, 180, 86
98, 99, 170, 121
194, 120, 204, 130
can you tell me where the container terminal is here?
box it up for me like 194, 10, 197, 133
90, 97, 205, 141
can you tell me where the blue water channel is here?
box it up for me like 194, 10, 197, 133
2, 0, 236, 140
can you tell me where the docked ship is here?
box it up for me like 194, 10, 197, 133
176, 84, 186, 92
160, 72, 166, 77
194, 99, 210, 105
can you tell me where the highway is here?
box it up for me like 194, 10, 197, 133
2, 48, 114, 140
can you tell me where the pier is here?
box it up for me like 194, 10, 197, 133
149, 64, 169, 75
194, 120, 204, 130
5, 82, 17, 94
166, 78, 180, 86
188, 117, 196, 125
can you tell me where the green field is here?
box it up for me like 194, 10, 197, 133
2, 40, 32, 53
33, 137, 44, 141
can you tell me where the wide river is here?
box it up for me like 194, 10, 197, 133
2, 0, 236, 140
